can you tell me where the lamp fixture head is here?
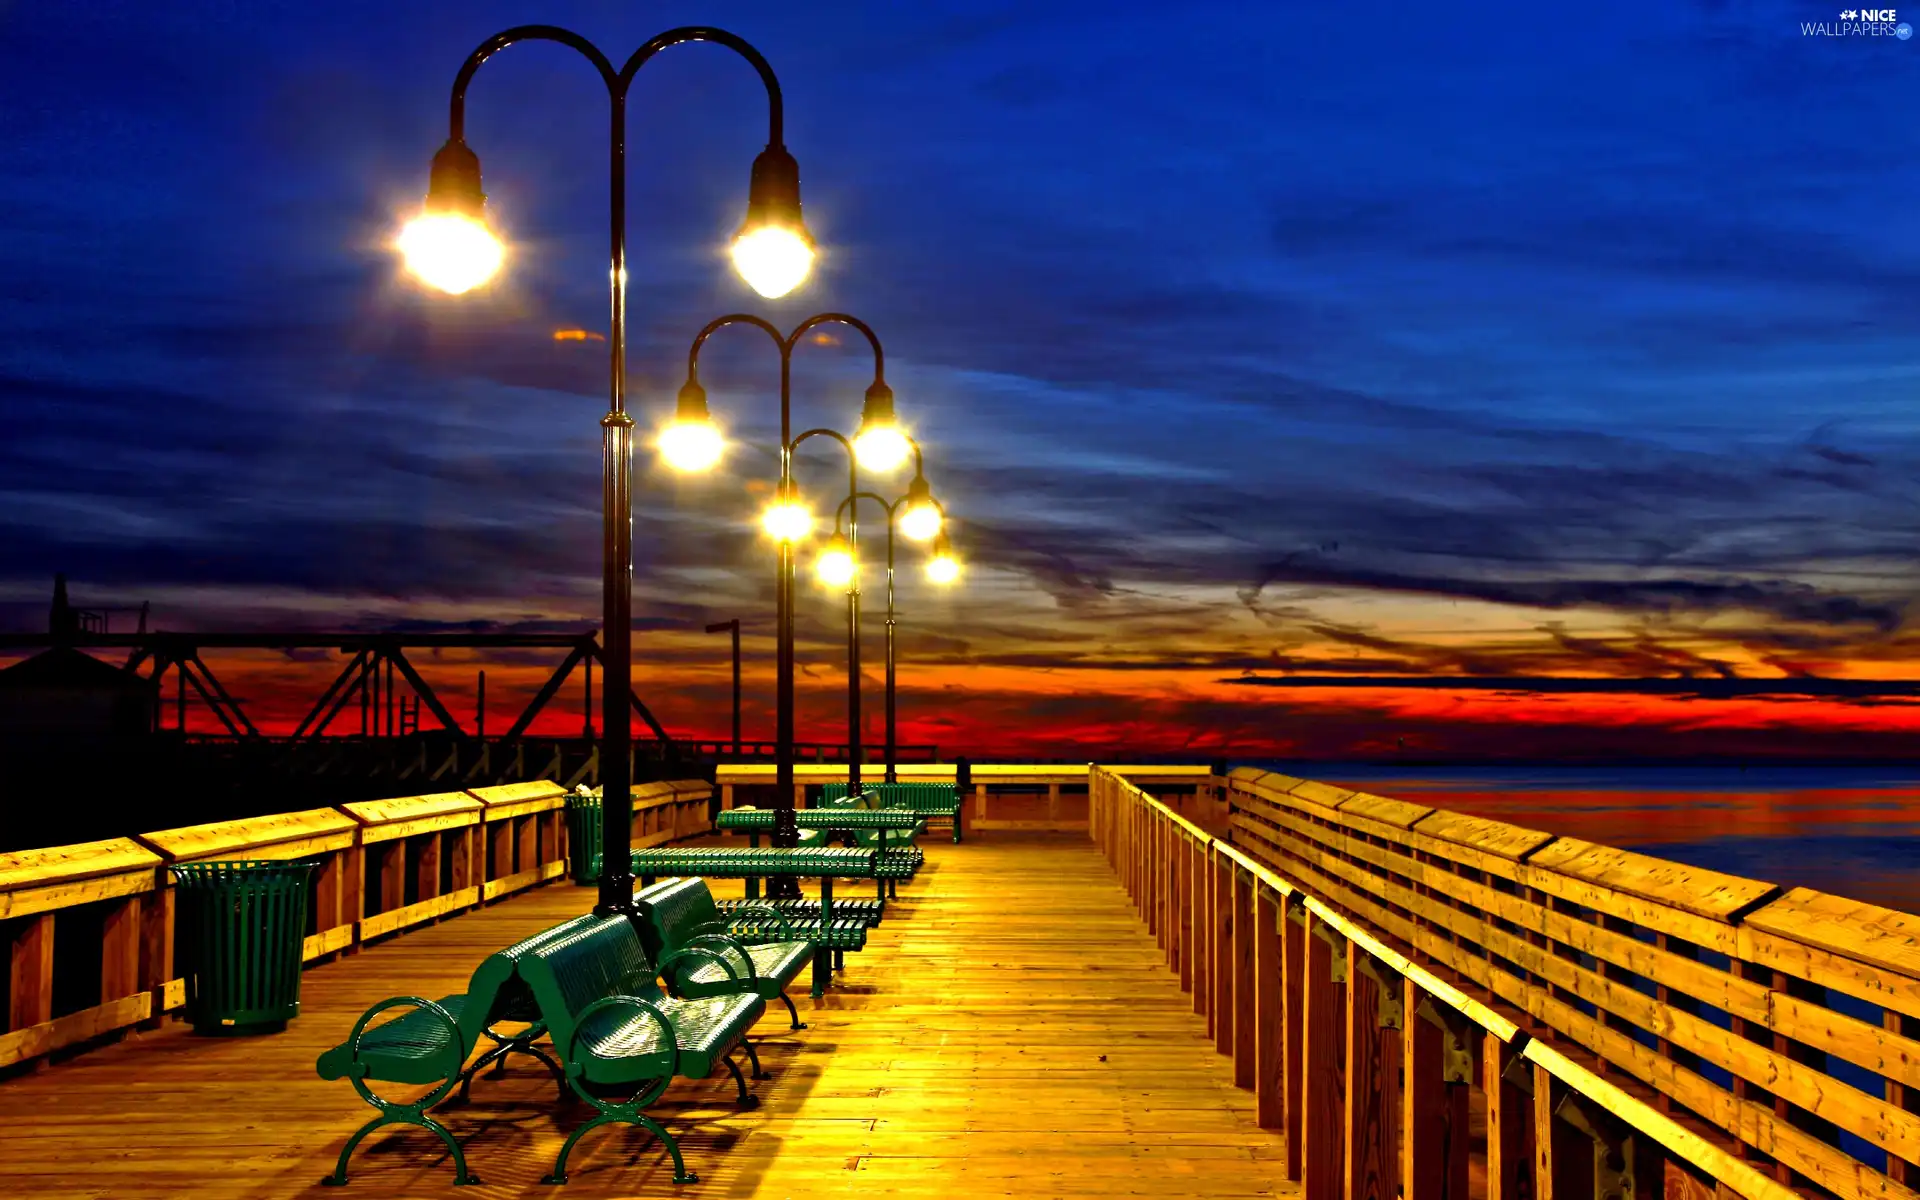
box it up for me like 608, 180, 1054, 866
853, 380, 911, 473
658, 378, 724, 472
898, 473, 942, 542
761, 493, 814, 542
815, 533, 857, 587
731, 145, 815, 299
398, 138, 504, 295
926, 533, 960, 585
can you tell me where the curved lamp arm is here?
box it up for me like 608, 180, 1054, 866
449, 25, 784, 143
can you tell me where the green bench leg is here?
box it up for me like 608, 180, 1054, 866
742, 1037, 770, 1080
458, 1030, 565, 1104
324, 1108, 476, 1188
545, 1110, 694, 1186
548, 1070, 693, 1186
811, 877, 834, 999
724, 1053, 760, 1108
778, 991, 807, 1030
325, 999, 475, 1187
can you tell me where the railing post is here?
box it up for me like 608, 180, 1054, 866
10, 913, 55, 1044
1301, 908, 1345, 1200
1234, 866, 1256, 1089
312, 853, 343, 937
340, 841, 365, 953
1192, 837, 1209, 1016
1157, 815, 1170, 956
1405, 983, 1472, 1200
1147, 808, 1160, 940
1345, 945, 1398, 1200
137, 884, 174, 1030
416, 829, 444, 915
1214, 847, 1234, 1055
1255, 884, 1285, 1130
1485, 1029, 1531, 1200
1547, 1085, 1652, 1200
1284, 897, 1307, 1179
100, 895, 141, 1025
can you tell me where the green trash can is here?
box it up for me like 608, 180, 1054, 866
168, 859, 316, 1036
565, 787, 603, 885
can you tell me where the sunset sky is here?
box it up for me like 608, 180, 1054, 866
5, 0, 1920, 758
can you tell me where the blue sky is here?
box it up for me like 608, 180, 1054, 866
4, 0, 1920, 754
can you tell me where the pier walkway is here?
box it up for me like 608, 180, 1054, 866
0, 833, 1290, 1199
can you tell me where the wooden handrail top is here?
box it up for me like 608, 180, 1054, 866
137, 808, 357, 865
466, 780, 567, 816
0, 838, 162, 893
715, 762, 1214, 785
340, 791, 481, 844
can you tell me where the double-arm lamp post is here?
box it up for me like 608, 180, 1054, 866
817, 466, 960, 782
656, 315, 934, 864
396, 24, 816, 917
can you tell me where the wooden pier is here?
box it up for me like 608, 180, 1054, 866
0, 762, 1914, 1198
0, 831, 1282, 1197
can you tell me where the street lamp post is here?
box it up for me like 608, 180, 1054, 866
659, 314, 912, 859
398, 25, 817, 918
704, 618, 742, 756
830, 473, 956, 781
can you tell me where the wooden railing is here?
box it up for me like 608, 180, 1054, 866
1090, 765, 1920, 1200
718, 762, 1218, 832
0, 778, 713, 1074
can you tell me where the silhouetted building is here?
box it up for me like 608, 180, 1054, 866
0, 647, 155, 737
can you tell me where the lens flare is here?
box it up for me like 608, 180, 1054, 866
398, 212, 504, 295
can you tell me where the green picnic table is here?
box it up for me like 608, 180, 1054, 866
717, 806, 923, 898
627, 846, 879, 996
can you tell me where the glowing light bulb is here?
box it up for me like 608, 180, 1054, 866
816, 539, 857, 587
899, 501, 942, 542
398, 212, 504, 295
926, 552, 960, 585
658, 419, 723, 472
854, 423, 912, 473
761, 501, 813, 542
731, 226, 814, 299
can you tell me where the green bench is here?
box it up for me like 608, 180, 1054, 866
315, 914, 598, 1186
824, 780, 964, 842
634, 878, 816, 1030
520, 915, 766, 1185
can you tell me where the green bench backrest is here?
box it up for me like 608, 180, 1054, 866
822, 782, 959, 809
466, 913, 600, 1029
632, 877, 725, 962
517, 916, 667, 1063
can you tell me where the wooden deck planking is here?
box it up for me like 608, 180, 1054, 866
0, 833, 1292, 1198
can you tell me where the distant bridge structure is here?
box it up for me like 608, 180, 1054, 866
0, 575, 669, 744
